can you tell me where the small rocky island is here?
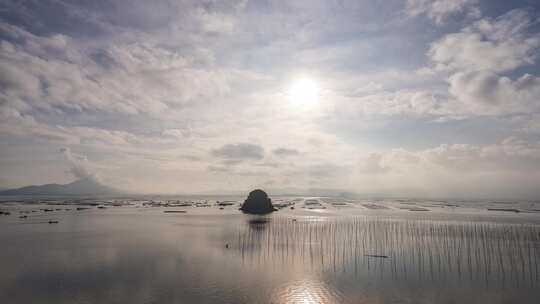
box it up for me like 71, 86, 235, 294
240, 189, 276, 214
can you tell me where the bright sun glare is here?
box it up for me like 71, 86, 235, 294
287, 78, 320, 106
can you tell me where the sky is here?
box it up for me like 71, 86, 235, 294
1, 0, 540, 199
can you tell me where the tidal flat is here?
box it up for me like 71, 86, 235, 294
1, 197, 539, 303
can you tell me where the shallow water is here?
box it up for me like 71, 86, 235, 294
1, 199, 539, 303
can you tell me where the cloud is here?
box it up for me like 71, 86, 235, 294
380, 138, 540, 172
0, 22, 243, 118
359, 153, 390, 174
429, 9, 540, 73
305, 163, 346, 178
162, 128, 191, 139
425, 9, 540, 117
207, 165, 230, 173
406, 0, 480, 24
196, 8, 235, 34
211, 143, 265, 161
448, 71, 540, 114
1, 1, 540, 198
272, 147, 300, 157
518, 114, 540, 134
345, 140, 540, 199
334, 89, 445, 118
59, 147, 97, 180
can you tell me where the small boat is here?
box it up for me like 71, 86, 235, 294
217, 201, 236, 206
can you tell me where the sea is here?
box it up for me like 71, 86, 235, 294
1, 195, 539, 303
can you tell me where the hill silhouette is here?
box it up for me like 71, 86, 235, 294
0, 177, 120, 196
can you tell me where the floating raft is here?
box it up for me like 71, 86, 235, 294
365, 254, 389, 258
487, 208, 520, 213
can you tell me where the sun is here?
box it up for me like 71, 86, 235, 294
287, 77, 320, 106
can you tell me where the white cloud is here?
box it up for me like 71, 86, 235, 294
406, 0, 480, 24
335, 89, 445, 118
381, 139, 540, 173
426, 9, 540, 117
359, 153, 390, 174
429, 9, 540, 73
347, 139, 540, 199
60, 147, 97, 180
196, 9, 235, 34
0, 23, 257, 118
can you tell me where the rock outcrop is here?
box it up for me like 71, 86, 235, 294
240, 189, 276, 214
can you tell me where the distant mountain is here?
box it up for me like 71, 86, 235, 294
0, 177, 121, 196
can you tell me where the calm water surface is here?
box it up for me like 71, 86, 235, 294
1, 200, 539, 303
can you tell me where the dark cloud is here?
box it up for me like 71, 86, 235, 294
211, 143, 264, 160
307, 164, 345, 177
272, 147, 299, 157
88, 49, 119, 70
0, 0, 111, 38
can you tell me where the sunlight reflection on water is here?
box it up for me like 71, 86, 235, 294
273, 279, 343, 304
